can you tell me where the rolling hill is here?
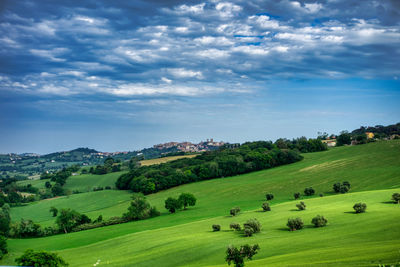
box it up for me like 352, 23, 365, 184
2, 140, 400, 266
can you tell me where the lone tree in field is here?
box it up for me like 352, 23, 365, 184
392, 193, 400, 204
261, 202, 271, 212
243, 219, 261, 237
230, 223, 241, 231
311, 215, 328, 227
296, 201, 306, 210
265, 193, 274, 201
230, 207, 241, 216
212, 224, 221, 232
304, 187, 315, 196
165, 197, 183, 213
287, 218, 304, 231
333, 182, 350, 194
123, 193, 159, 220
353, 203, 367, 213
15, 249, 68, 267
225, 244, 260, 267
294, 192, 301, 200
49, 207, 58, 217
178, 193, 196, 210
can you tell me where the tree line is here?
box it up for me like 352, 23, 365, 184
116, 140, 327, 194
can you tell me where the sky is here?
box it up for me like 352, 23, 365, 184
0, 0, 399, 154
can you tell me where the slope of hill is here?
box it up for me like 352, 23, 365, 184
2, 140, 400, 266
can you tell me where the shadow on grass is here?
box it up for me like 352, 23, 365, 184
290, 209, 302, 211
344, 211, 356, 214
381, 201, 397, 204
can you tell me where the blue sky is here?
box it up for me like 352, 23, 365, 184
0, 0, 399, 154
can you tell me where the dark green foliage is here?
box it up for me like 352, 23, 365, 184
311, 215, 328, 227
353, 203, 367, 213
0, 205, 10, 236
45, 181, 52, 188
178, 193, 196, 209
225, 244, 260, 267
165, 197, 183, 213
296, 201, 306, 210
336, 131, 352, 146
265, 193, 274, 201
124, 193, 159, 220
116, 141, 304, 194
15, 249, 68, 267
287, 218, 304, 231
261, 202, 271, 211
274, 137, 328, 153
55, 208, 91, 233
243, 218, 261, 235
50, 206, 58, 217
243, 227, 254, 237
94, 215, 103, 223
0, 235, 7, 259
212, 224, 221, 232
51, 183, 64, 196
230, 223, 241, 231
294, 192, 301, 199
392, 193, 400, 204
333, 182, 350, 194
10, 219, 42, 238
230, 207, 241, 216
304, 187, 315, 196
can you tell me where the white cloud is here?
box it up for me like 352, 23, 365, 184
215, 2, 242, 18
248, 15, 283, 29
168, 68, 204, 79
29, 48, 69, 62
194, 36, 234, 46
173, 3, 206, 14
196, 48, 230, 58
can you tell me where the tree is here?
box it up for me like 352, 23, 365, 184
311, 215, 328, 227
0, 235, 7, 259
296, 201, 306, 210
55, 209, 81, 233
0, 206, 10, 236
243, 218, 261, 236
124, 193, 150, 220
178, 193, 196, 210
45, 181, 52, 188
265, 193, 274, 201
336, 131, 351, 146
261, 202, 271, 212
212, 224, 221, 232
392, 193, 400, 204
230, 207, 241, 216
165, 197, 182, 213
353, 203, 367, 213
51, 183, 64, 196
230, 223, 241, 231
333, 182, 350, 194
287, 218, 304, 231
294, 192, 300, 200
225, 244, 260, 267
15, 249, 68, 267
304, 187, 315, 196
50, 207, 58, 217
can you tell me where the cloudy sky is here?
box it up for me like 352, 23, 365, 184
0, 0, 399, 153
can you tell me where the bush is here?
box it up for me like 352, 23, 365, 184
50, 206, 58, 217
243, 227, 254, 237
15, 249, 68, 267
296, 201, 306, 210
178, 193, 196, 210
294, 192, 301, 200
230, 207, 240, 216
319, 193, 323, 197
165, 197, 183, 213
243, 219, 261, 234
230, 223, 241, 231
10, 219, 43, 238
0, 235, 7, 259
261, 202, 271, 212
304, 187, 315, 196
105, 186, 112, 190
353, 203, 367, 213
212, 224, 221, 232
333, 182, 350, 194
265, 193, 274, 201
392, 193, 400, 204
226, 244, 260, 267
287, 218, 304, 231
311, 215, 328, 227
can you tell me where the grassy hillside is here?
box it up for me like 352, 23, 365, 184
3, 140, 400, 266
139, 154, 198, 166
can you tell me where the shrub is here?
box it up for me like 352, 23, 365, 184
392, 193, 400, 204
261, 202, 271, 212
230, 223, 241, 231
94, 215, 103, 223
243, 219, 261, 234
294, 192, 301, 200
265, 193, 274, 201
212, 224, 221, 232
287, 218, 304, 231
353, 203, 367, 213
304, 187, 315, 196
333, 182, 350, 194
296, 201, 306, 210
105, 186, 112, 190
243, 227, 254, 237
15, 249, 68, 267
311, 215, 328, 227
10, 219, 43, 238
50, 206, 58, 217
165, 197, 183, 213
319, 193, 323, 197
0, 235, 7, 259
230, 207, 241, 216
225, 244, 260, 267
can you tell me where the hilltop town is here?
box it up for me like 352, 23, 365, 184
153, 139, 225, 153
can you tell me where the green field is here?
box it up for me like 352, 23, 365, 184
3, 140, 400, 266
139, 154, 198, 166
